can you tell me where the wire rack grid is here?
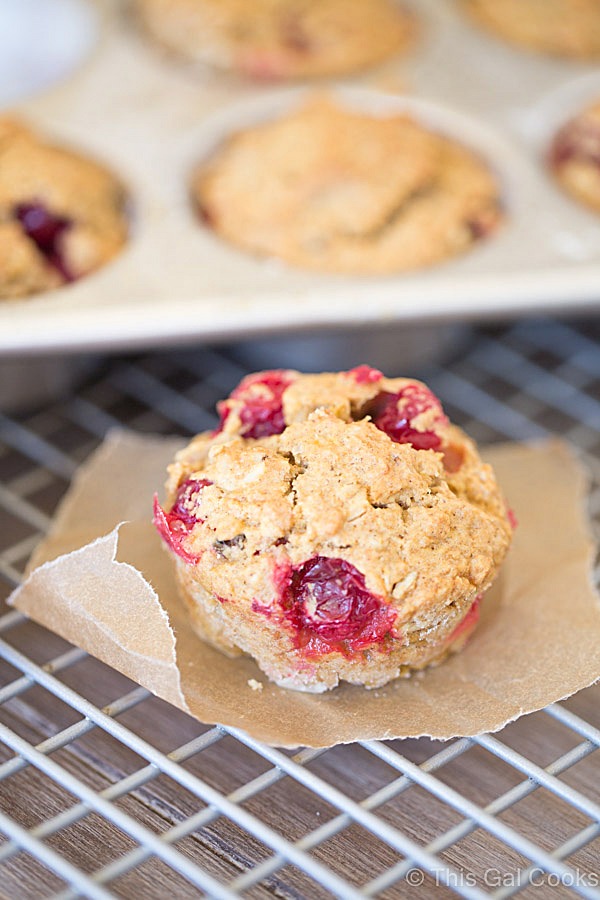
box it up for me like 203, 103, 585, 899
0, 317, 599, 899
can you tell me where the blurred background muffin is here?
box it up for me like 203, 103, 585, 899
550, 100, 600, 212
0, 117, 127, 300
461, 0, 600, 59
132, 0, 416, 80
193, 96, 502, 275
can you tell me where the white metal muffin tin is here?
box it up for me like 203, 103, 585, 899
2, 0, 600, 354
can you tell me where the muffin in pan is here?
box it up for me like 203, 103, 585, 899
192, 96, 503, 275
133, 0, 415, 80
154, 367, 514, 692
550, 100, 600, 212
0, 118, 127, 301
461, 0, 600, 60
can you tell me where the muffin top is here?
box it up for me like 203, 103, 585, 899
134, 0, 415, 79
193, 97, 502, 274
156, 368, 513, 649
0, 117, 127, 300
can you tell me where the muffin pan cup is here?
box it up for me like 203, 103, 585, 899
2, 0, 600, 354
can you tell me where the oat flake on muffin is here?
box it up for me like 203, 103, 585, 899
0, 118, 127, 301
154, 367, 514, 692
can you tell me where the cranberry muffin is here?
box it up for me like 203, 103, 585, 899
154, 367, 514, 692
193, 97, 502, 275
133, 0, 415, 80
461, 0, 600, 59
550, 101, 600, 212
0, 118, 127, 300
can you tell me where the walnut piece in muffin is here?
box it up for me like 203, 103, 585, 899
154, 367, 514, 692
0, 118, 127, 300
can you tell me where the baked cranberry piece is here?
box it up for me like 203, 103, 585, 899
237, 50, 288, 81
347, 364, 383, 384
366, 383, 448, 451
283, 556, 396, 654
466, 212, 497, 241
550, 119, 600, 168
280, 12, 311, 53
15, 202, 73, 281
217, 370, 294, 439
153, 477, 212, 564
197, 202, 215, 227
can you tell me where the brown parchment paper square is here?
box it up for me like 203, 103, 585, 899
9, 431, 600, 748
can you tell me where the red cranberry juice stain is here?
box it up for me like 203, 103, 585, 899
446, 595, 482, 645
153, 478, 212, 564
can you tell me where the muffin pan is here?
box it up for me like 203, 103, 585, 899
2, 0, 600, 354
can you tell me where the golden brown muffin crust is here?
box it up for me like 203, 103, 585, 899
462, 0, 600, 59
156, 369, 513, 691
134, 0, 415, 79
0, 118, 127, 300
193, 97, 502, 275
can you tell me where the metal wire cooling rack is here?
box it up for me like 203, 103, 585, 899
0, 317, 599, 899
